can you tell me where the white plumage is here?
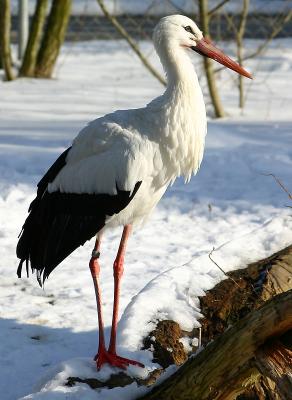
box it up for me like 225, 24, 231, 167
49, 15, 207, 229
17, 15, 251, 370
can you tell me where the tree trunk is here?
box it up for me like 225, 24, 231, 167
236, 0, 249, 108
35, 0, 72, 78
0, 43, 2, 69
0, 0, 14, 81
198, 0, 225, 118
139, 291, 292, 400
19, 0, 49, 77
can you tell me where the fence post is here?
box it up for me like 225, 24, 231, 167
18, 0, 29, 60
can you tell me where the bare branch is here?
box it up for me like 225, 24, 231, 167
246, 10, 292, 61
222, 9, 237, 36
166, 0, 187, 15
214, 9, 292, 75
96, 0, 166, 86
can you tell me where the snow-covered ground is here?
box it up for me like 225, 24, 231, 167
0, 39, 291, 399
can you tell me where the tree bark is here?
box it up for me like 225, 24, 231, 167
198, 0, 225, 118
255, 335, 292, 400
139, 291, 292, 400
236, 0, 249, 108
0, 0, 14, 81
19, 0, 49, 77
35, 0, 72, 78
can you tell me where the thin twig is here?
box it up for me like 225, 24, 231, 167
166, 0, 187, 15
208, 0, 231, 17
262, 173, 292, 200
208, 247, 242, 289
198, 327, 202, 348
208, 247, 274, 300
223, 10, 237, 35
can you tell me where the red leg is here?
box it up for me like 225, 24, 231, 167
90, 229, 144, 370
108, 225, 131, 354
107, 225, 144, 369
89, 235, 108, 369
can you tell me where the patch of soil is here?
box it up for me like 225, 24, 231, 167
66, 368, 164, 389
66, 372, 134, 389
143, 320, 188, 368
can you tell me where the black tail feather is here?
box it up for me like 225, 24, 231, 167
16, 180, 142, 286
16, 192, 106, 285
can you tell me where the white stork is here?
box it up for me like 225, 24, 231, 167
17, 15, 251, 370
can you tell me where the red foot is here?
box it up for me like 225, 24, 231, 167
94, 348, 144, 370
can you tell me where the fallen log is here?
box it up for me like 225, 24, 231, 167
139, 245, 292, 399
139, 290, 292, 400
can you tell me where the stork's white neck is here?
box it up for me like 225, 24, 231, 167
150, 46, 207, 181
163, 46, 198, 90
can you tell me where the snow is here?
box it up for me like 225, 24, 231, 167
0, 38, 292, 399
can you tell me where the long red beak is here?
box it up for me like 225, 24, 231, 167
192, 37, 252, 79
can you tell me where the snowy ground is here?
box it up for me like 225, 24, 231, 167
0, 39, 292, 400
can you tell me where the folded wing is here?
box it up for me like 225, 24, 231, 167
16, 144, 142, 285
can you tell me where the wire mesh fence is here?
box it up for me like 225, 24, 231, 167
10, 0, 292, 41
59, 0, 292, 41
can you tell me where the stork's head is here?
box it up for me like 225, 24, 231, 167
153, 15, 252, 79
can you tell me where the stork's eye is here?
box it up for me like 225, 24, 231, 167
184, 26, 194, 34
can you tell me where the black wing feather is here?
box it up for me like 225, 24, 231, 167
16, 147, 141, 285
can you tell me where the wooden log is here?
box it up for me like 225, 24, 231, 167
139, 290, 292, 400
255, 334, 292, 400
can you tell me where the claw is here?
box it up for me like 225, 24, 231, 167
94, 348, 144, 370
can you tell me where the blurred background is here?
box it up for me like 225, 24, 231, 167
1, 0, 292, 117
